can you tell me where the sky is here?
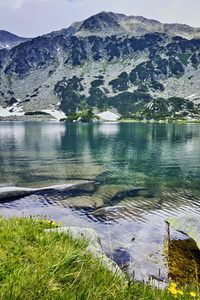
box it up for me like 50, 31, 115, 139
0, 0, 200, 37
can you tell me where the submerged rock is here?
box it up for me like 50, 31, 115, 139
59, 195, 104, 209
106, 240, 168, 286
91, 184, 147, 206
166, 215, 200, 249
110, 188, 148, 202
0, 181, 95, 202
91, 185, 127, 204
119, 196, 162, 211
89, 205, 146, 222
107, 247, 131, 269
57, 163, 106, 180
90, 205, 127, 220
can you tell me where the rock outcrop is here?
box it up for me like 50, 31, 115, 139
166, 215, 200, 249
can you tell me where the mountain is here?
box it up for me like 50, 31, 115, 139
0, 30, 30, 50
1, 11, 200, 121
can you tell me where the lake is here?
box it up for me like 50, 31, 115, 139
0, 121, 200, 281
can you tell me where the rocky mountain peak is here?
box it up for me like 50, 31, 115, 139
76, 11, 123, 36
75, 11, 200, 39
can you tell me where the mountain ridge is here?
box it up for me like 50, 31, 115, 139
45, 11, 200, 39
1, 11, 200, 121
0, 30, 30, 50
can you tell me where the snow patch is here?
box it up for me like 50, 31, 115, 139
97, 111, 119, 121
0, 106, 24, 117
0, 43, 10, 49
42, 110, 66, 120
188, 93, 196, 99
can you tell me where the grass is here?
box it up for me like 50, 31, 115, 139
0, 216, 199, 299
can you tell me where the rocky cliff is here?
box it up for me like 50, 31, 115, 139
1, 12, 200, 121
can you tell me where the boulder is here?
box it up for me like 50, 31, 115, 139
166, 215, 200, 249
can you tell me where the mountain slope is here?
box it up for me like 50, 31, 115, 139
0, 12, 200, 121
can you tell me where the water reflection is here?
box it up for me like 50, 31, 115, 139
98, 123, 120, 135
0, 122, 199, 188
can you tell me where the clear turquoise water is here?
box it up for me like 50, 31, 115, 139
1, 121, 200, 281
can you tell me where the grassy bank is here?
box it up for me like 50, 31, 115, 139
0, 216, 199, 299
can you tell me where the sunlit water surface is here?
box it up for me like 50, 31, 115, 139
0, 121, 200, 281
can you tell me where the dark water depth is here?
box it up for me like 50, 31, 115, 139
0, 121, 200, 281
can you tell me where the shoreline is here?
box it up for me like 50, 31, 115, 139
1, 115, 200, 124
